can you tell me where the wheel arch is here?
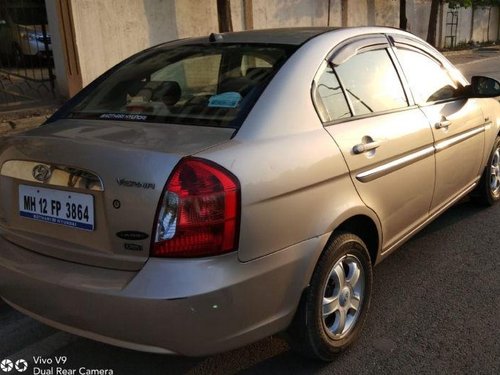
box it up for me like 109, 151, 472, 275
287, 214, 379, 358
298, 209, 382, 298
334, 215, 380, 266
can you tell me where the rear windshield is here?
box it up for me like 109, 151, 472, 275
66, 43, 297, 128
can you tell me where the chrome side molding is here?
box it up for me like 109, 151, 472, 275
356, 124, 486, 183
434, 125, 485, 152
356, 146, 434, 183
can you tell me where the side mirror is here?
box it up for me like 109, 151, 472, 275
470, 76, 500, 98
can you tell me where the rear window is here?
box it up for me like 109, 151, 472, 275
66, 43, 297, 128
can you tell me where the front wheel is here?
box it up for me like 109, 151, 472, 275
287, 232, 373, 361
472, 136, 500, 206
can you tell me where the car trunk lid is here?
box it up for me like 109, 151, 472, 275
0, 119, 235, 271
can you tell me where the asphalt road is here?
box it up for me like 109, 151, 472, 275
448, 48, 500, 82
0, 56, 499, 375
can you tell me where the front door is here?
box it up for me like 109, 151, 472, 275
314, 38, 435, 251
393, 46, 485, 212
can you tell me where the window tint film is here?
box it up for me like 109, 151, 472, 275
315, 65, 351, 122
396, 48, 459, 104
335, 49, 408, 115
67, 44, 296, 128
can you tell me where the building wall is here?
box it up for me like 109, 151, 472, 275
406, 0, 430, 40
472, 6, 499, 43
230, 0, 245, 30
250, 0, 330, 29
455, 6, 473, 45
46, 0, 499, 97
348, 0, 369, 26
68, 0, 218, 88
438, 4, 500, 47
374, 0, 399, 27
174, 0, 218, 38
347, 0, 398, 27
240, 0, 398, 29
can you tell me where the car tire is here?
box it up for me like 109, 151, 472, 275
287, 232, 373, 361
471, 136, 500, 206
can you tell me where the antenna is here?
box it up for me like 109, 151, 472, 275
209, 33, 223, 42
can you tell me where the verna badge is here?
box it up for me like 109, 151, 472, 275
32, 164, 52, 182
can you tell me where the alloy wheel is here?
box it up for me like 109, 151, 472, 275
322, 254, 365, 339
490, 146, 500, 196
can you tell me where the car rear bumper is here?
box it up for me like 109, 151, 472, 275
0, 233, 326, 356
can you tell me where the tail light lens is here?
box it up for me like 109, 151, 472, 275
152, 157, 240, 258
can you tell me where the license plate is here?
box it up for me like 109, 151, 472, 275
19, 185, 95, 231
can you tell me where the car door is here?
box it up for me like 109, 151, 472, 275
392, 40, 486, 212
313, 35, 436, 252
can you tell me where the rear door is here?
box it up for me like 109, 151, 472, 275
314, 35, 435, 251
392, 38, 486, 212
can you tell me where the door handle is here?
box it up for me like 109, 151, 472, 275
353, 141, 381, 155
435, 117, 452, 129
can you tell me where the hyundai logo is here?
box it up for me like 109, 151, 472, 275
32, 164, 52, 182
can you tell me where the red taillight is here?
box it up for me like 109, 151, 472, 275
152, 157, 240, 258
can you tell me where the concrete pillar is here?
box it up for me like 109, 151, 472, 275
44, 0, 82, 98
244, 0, 254, 30
67, 0, 217, 88
341, 0, 348, 26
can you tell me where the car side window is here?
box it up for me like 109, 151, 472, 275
396, 48, 459, 104
315, 64, 352, 122
335, 49, 408, 116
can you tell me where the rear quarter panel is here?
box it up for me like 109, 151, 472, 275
197, 29, 385, 262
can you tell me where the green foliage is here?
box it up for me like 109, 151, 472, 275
447, 0, 500, 8
473, 0, 500, 6
447, 0, 472, 8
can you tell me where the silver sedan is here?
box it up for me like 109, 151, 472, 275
0, 27, 499, 361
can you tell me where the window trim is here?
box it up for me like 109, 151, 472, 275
312, 38, 410, 124
390, 44, 466, 106
322, 105, 420, 127
386, 47, 416, 106
312, 60, 353, 123
328, 35, 389, 66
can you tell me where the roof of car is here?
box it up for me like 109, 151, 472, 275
185, 27, 341, 45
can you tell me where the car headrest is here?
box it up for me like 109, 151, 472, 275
245, 67, 272, 81
218, 77, 254, 96
157, 81, 181, 106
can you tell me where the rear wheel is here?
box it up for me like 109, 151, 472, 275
287, 232, 373, 361
472, 136, 500, 206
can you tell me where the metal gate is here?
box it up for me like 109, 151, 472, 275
0, 0, 55, 111
444, 10, 459, 49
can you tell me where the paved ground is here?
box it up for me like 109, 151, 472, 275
444, 46, 500, 67
0, 108, 53, 136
